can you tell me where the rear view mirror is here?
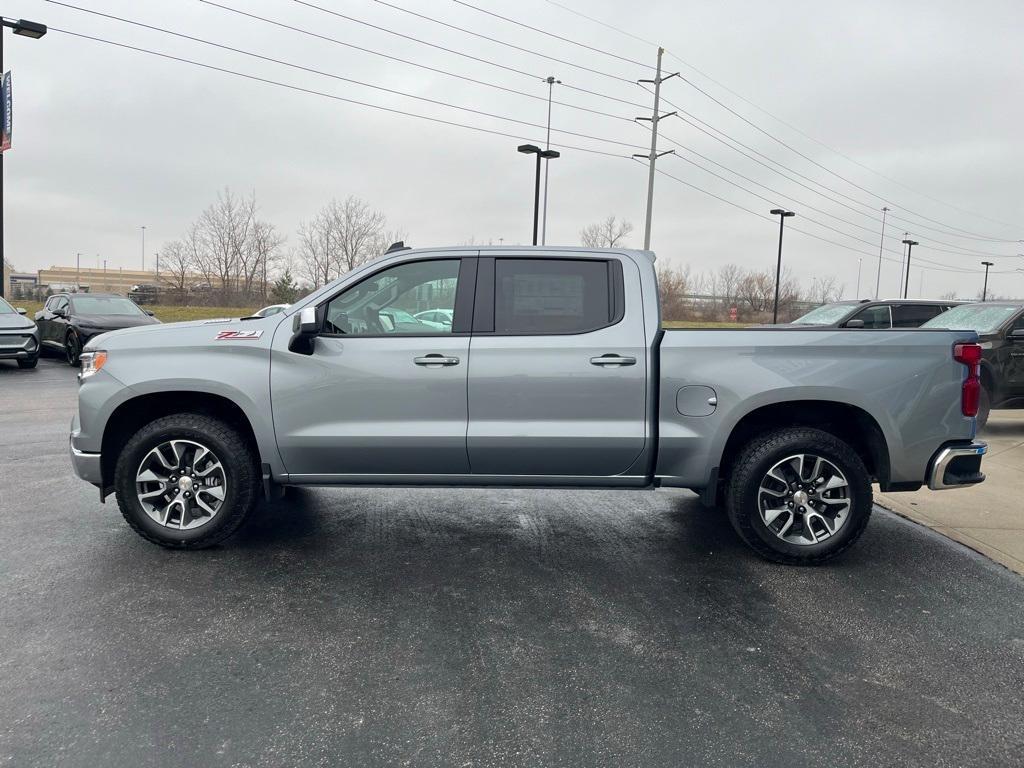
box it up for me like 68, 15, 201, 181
845, 319, 865, 328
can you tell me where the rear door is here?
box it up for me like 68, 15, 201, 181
1007, 312, 1024, 396
466, 254, 648, 478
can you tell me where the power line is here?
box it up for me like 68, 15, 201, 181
451, 0, 654, 71
368, 0, 638, 85
45, 2, 647, 151
47, 27, 631, 159
545, 0, 1022, 234
646, 161, 1011, 275
190, 0, 635, 124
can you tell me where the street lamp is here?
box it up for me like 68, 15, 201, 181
901, 238, 918, 299
541, 75, 560, 246
769, 209, 795, 323
981, 261, 994, 301
0, 17, 47, 299
518, 144, 560, 246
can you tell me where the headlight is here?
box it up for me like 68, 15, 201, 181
79, 350, 108, 380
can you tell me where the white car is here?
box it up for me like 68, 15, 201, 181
253, 304, 290, 318
414, 309, 453, 328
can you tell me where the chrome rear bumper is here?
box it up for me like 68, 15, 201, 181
927, 442, 987, 491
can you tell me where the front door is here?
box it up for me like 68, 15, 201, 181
466, 255, 648, 478
271, 256, 475, 479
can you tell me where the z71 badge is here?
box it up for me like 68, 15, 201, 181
215, 329, 264, 341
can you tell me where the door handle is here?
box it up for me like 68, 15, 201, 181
414, 354, 460, 367
590, 354, 637, 367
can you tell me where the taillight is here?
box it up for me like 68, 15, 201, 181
953, 342, 982, 417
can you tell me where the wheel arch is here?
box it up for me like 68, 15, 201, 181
717, 400, 891, 492
100, 391, 262, 491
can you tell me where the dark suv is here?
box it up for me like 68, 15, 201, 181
35, 293, 159, 365
790, 299, 960, 329
922, 302, 1024, 427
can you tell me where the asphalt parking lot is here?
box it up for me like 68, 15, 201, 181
2, 358, 1023, 768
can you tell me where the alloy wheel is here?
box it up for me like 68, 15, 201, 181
757, 453, 851, 545
135, 439, 227, 530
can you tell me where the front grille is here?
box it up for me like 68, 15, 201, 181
0, 334, 33, 351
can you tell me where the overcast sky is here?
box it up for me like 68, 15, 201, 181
4, 0, 1023, 298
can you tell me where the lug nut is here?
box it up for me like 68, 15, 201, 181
799, 506, 806, 512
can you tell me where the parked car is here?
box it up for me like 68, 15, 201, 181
790, 299, 960, 329
921, 302, 1024, 427
129, 284, 160, 305
414, 309, 454, 329
0, 296, 40, 369
35, 293, 160, 366
252, 304, 290, 318
70, 246, 986, 564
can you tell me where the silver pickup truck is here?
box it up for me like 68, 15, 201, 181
70, 246, 987, 564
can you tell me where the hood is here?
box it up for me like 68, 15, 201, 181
0, 313, 35, 331
76, 314, 161, 331
83, 314, 283, 351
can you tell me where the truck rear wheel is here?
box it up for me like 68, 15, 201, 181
725, 427, 872, 565
113, 413, 259, 549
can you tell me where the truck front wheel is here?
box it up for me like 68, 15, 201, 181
724, 427, 872, 565
113, 413, 259, 549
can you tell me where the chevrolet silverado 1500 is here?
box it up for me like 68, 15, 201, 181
70, 246, 987, 564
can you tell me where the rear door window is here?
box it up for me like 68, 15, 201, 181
492, 258, 616, 335
892, 304, 943, 328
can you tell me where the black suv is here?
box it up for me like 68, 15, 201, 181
790, 299, 960, 329
35, 293, 160, 365
922, 302, 1024, 427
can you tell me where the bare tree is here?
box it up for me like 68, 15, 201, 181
196, 188, 256, 298
580, 215, 634, 248
249, 219, 286, 299
806, 275, 845, 304
296, 196, 395, 288
159, 239, 193, 293
657, 263, 690, 321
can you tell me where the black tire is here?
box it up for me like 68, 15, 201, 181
977, 386, 991, 431
65, 330, 81, 366
17, 356, 38, 369
114, 413, 260, 549
725, 427, 873, 565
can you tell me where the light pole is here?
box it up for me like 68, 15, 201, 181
0, 17, 47, 299
140, 225, 146, 271
901, 238, 918, 299
856, 257, 863, 298
517, 144, 560, 246
981, 261, 994, 301
76, 252, 81, 291
769, 209, 795, 323
874, 206, 889, 299
540, 75, 560, 246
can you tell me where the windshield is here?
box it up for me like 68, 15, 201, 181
0, 297, 16, 315
70, 296, 145, 316
921, 304, 1020, 334
791, 303, 855, 325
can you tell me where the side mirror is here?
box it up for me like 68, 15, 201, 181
289, 306, 320, 355
16, 307, 26, 315
53, 307, 67, 318
844, 319, 865, 328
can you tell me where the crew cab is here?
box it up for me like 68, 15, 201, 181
69, 247, 987, 564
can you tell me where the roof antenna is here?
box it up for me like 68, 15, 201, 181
384, 241, 410, 254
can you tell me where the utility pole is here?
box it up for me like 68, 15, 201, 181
140, 225, 146, 271
540, 75, 560, 246
76, 252, 80, 291
981, 261, 993, 301
633, 48, 678, 250
856, 258, 862, 298
898, 231, 909, 295
901, 238, 918, 299
874, 206, 889, 299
